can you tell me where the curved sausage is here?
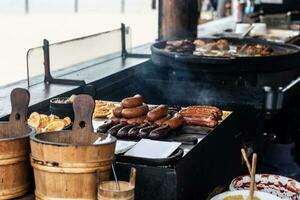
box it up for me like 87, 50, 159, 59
121, 104, 149, 118
138, 124, 157, 138
163, 113, 184, 129
128, 123, 149, 138
148, 125, 171, 139
183, 116, 218, 128
113, 106, 123, 118
154, 114, 171, 126
146, 105, 168, 122
181, 106, 222, 118
121, 94, 143, 108
120, 118, 128, 123
117, 124, 135, 138
97, 120, 115, 133
110, 117, 121, 124
127, 115, 147, 125
107, 122, 127, 136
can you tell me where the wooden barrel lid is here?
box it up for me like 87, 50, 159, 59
0, 88, 34, 140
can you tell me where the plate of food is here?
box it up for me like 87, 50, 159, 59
27, 112, 72, 134
210, 190, 281, 200
230, 174, 300, 200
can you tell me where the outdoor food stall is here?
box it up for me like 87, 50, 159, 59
0, 0, 300, 200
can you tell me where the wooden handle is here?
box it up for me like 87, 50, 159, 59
71, 95, 95, 143
129, 168, 136, 187
9, 88, 30, 127
249, 153, 257, 200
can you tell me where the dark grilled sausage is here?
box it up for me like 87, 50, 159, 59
117, 124, 135, 138
146, 105, 168, 122
138, 124, 157, 138
121, 104, 149, 118
107, 122, 127, 136
121, 94, 143, 108
148, 124, 171, 139
97, 120, 115, 133
113, 106, 123, 117
163, 113, 184, 129
128, 123, 149, 138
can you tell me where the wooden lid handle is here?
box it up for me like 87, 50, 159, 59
9, 88, 30, 127
71, 95, 95, 143
129, 168, 136, 187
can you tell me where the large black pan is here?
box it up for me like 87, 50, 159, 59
151, 37, 300, 73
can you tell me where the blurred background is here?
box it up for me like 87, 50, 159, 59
0, 0, 158, 86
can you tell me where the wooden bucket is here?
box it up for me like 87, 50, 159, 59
0, 88, 34, 199
30, 95, 116, 200
98, 168, 136, 200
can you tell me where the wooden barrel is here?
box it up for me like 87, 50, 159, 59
30, 95, 116, 200
98, 168, 136, 200
0, 88, 34, 199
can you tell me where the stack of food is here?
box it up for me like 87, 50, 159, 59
28, 112, 71, 134
93, 100, 116, 118
163, 40, 195, 53
179, 106, 223, 128
97, 95, 184, 139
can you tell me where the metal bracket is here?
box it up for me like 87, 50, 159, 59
121, 23, 151, 60
43, 39, 86, 86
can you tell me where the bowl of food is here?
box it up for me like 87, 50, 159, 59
50, 95, 76, 120
230, 174, 300, 199
210, 190, 282, 200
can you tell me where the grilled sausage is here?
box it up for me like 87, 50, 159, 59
146, 105, 168, 122
181, 106, 222, 118
120, 118, 128, 123
117, 124, 135, 138
121, 94, 143, 108
107, 122, 127, 136
97, 120, 115, 133
183, 116, 218, 128
138, 124, 157, 138
113, 106, 123, 117
163, 113, 184, 129
128, 123, 149, 138
121, 104, 149, 118
154, 114, 171, 126
127, 115, 147, 125
148, 125, 171, 139
110, 117, 121, 124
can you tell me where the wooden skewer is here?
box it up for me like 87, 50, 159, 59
241, 148, 257, 190
241, 149, 252, 174
249, 153, 257, 200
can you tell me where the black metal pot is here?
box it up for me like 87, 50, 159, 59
49, 97, 74, 120
151, 37, 300, 73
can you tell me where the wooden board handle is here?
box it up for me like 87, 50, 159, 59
9, 88, 30, 126
129, 168, 136, 187
72, 95, 95, 141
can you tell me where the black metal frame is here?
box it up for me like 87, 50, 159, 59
43, 39, 86, 86
121, 23, 150, 59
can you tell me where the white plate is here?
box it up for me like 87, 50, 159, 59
230, 174, 300, 200
210, 190, 281, 200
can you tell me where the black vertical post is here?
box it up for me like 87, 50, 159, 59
43, 39, 53, 84
25, 0, 29, 14
121, 23, 127, 59
74, 0, 78, 13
